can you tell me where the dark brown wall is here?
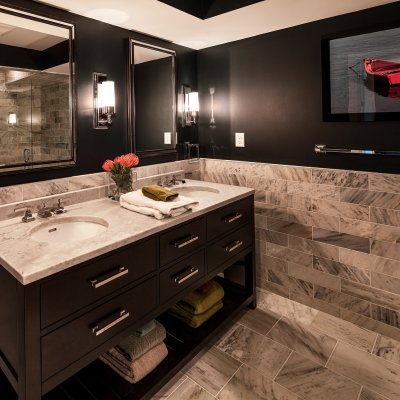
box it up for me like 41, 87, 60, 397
0, 0, 197, 186
197, 2, 400, 174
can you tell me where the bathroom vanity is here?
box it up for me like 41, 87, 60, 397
0, 180, 255, 400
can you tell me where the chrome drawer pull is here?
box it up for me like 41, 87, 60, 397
92, 309, 130, 336
224, 212, 243, 223
172, 235, 199, 249
173, 267, 199, 284
90, 266, 129, 289
225, 240, 243, 253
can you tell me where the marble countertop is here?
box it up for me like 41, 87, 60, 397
0, 180, 254, 285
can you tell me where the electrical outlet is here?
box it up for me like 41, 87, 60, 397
164, 132, 172, 145
235, 132, 245, 147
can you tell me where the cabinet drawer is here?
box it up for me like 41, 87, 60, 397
206, 197, 252, 240
159, 218, 206, 266
41, 276, 157, 382
207, 224, 253, 273
41, 238, 156, 328
160, 250, 205, 303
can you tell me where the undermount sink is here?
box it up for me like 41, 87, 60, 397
29, 216, 109, 244
173, 185, 220, 198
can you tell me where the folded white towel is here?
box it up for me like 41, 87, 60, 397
120, 190, 199, 220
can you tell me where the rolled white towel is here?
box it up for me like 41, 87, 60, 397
120, 190, 199, 219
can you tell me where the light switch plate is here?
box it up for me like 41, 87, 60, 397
235, 132, 245, 147
164, 132, 172, 145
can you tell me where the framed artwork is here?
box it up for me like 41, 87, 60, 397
322, 24, 400, 121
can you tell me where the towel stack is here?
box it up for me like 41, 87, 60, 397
100, 320, 168, 384
169, 280, 224, 328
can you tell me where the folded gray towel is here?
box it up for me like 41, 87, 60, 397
134, 320, 156, 337
117, 320, 166, 361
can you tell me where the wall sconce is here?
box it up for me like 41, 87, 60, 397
93, 72, 116, 129
8, 112, 17, 125
180, 85, 199, 126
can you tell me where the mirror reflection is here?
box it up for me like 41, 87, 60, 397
130, 41, 176, 155
0, 7, 74, 172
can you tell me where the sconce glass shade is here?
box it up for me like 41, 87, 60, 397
8, 112, 17, 125
188, 92, 199, 112
97, 81, 115, 108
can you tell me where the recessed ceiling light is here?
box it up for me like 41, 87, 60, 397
85, 9, 130, 25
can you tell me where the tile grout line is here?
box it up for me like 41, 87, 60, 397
214, 363, 243, 398
272, 349, 293, 381
371, 333, 380, 355
185, 376, 218, 399
324, 339, 339, 367
356, 385, 363, 400
264, 315, 283, 336
164, 374, 188, 400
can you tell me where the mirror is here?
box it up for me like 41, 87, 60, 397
0, 6, 75, 173
128, 40, 176, 156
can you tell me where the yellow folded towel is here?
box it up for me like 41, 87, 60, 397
178, 280, 225, 315
169, 300, 223, 328
142, 185, 179, 201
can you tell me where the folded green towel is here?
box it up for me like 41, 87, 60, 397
116, 320, 166, 361
142, 185, 179, 201
169, 300, 223, 328
178, 280, 224, 315
134, 320, 156, 337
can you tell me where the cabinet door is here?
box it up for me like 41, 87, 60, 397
41, 277, 157, 382
41, 238, 156, 328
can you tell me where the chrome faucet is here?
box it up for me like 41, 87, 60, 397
37, 198, 68, 218
14, 205, 35, 222
162, 175, 186, 187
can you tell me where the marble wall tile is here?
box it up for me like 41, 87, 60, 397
371, 240, 400, 262
22, 178, 69, 200
268, 269, 313, 297
312, 198, 370, 221
0, 185, 23, 205
359, 387, 392, 400
312, 183, 341, 201
266, 242, 313, 267
373, 335, 400, 366
255, 203, 288, 220
289, 236, 340, 261
218, 364, 301, 400
184, 346, 240, 396
310, 312, 377, 352
340, 217, 400, 243
287, 193, 312, 211
246, 176, 287, 193
370, 207, 400, 228
314, 286, 371, 317
371, 272, 400, 296
276, 351, 361, 400
167, 378, 215, 400
287, 180, 313, 195
216, 324, 291, 377
259, 254, 288, 274
342, 279, 400, 312
267, 217, 312, 239
327, 342, 400, 399
265, 164, 312, 183
287, 209, 340, 231
313, 228, 370, 253
264, 192, 289, 207
340, 248, 400, 278
69, 173, 107, 190
256, 228, 288, 247
312, 168, 369, 189
341, 309, 400, 342
340, 187, 400, 210
260, 280, 290, 298
255, 213, 267, 229
289, 262, 341, 291
290, 292, 341, 318
237, 308, 280, 335
267, 317, 337, 365
313, 256, 370, 284
371, 304, 400, 328
369, 173, 400, 194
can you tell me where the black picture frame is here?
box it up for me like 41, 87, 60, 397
322, 23, 400, 122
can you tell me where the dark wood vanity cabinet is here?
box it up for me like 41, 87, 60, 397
0, 195, 255, 400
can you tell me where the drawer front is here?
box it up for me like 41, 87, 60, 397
41, 277, 157, 382
206, 197, 252, 240
160, 250, 205, 303
41, 238, 156, 328
207, 224, 253, 273
159, 218, 206, 266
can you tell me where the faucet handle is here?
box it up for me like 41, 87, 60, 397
54, 197, 69, 214
13, 205, 35, 222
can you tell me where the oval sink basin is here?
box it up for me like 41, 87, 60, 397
173, 185, 220, 197
29, 216, 109, 244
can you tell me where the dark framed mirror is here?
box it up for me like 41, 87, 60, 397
0, 5, 75, 174
128, 39, 176, 157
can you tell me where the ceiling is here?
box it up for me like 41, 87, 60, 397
37, 0, 400, 49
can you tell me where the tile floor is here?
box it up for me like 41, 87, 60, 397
152, 290, 400, 400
